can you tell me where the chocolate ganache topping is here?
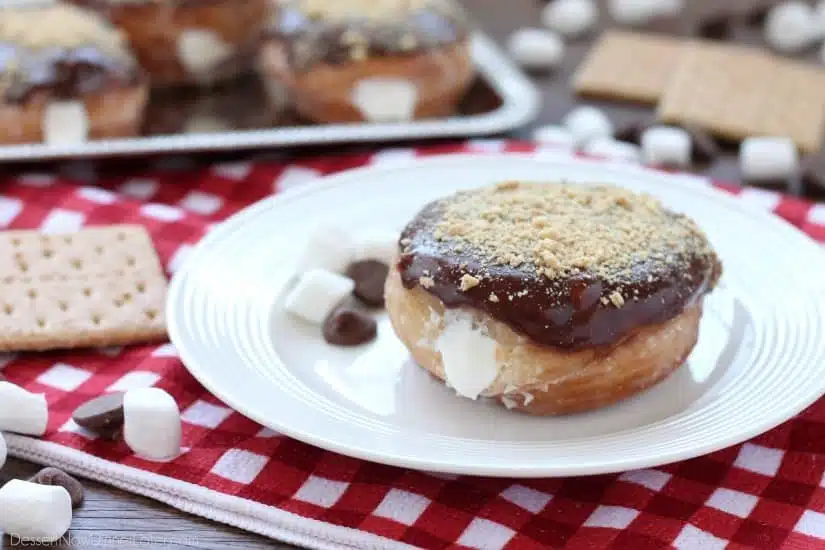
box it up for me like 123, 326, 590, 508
0, 5, 139, 104
269, 0, 469, 71
398, 182, 722, 350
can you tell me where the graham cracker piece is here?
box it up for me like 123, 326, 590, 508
0, 272, 167, 352
658, 42, 825, 153
0, 225, 168, 352
0, 225, 162, 282
573, 31, 689, 104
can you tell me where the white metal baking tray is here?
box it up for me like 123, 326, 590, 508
0, 33, 541, 163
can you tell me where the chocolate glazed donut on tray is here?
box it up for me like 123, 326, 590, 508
69, 0, 270, 87
0, 4, 148, 145
260, 0, 476, 123
386, 181, 723, 416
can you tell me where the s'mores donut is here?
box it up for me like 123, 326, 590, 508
259, 0, 475, 123
70, 0, 270, 88
386, 182, 722, 415
0, 4, 147, 145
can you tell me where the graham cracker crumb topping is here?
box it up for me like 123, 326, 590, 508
299, 0, 435, 21
433, 181, 713, 284
0, 5, 129, 56
459, 274, 479, 291
608, 291, 625, 308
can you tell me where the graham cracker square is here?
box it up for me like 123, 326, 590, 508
657, 42, 825, 153
0, 225, 168, 352
573, 30, 689, 104
0, 225, 162, 282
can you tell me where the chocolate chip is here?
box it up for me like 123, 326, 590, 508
742, 0, 776, 25
697, 16, 732, 39
695, 6, 736, 39
745, 178, 791, 190
613, 115, 656, 144
346, 260, 389, 307
29, 467, 85, 508
646, 15, 690, 36
693, 0, 759, 38
72, 392, 124, 439
802, 155, 825, 191
684, 125, 720, 163
323, 307, 377, 346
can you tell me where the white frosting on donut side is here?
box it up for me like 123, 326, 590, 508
436, 310, 499, 400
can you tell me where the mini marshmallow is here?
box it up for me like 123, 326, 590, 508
0, 432, 6, 471
607, 0, 659, 24
506, 28, 565, 70
764, 1, 821, 53
0, 381, 48, 436
353, 230, 399, 266
436, 311, 499, 400
607, 0, 683, 25
122, 387, 182, 460
0, 479, 72, 542
43, 101, 89, 145
177, 29, 233, 82
541, 0, 598, 37
284, 269, 355, 325
654, 0, 684, 17
352, 78, 418, 122
562, 106, 614, 147
532, 124, 575, 148
583, 137, 641, 162
641, 125, 692, 167
739, 136, 799, 181
296, 224, 355, 274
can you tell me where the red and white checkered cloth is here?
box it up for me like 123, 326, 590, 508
3, 141, 825, 550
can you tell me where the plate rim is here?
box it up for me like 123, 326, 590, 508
168, 153, 825, 477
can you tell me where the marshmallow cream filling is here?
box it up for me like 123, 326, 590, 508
177, 29, 234, 82
435, 310, 499, 400
43, 101, 89, 145
351, 78, 418, 122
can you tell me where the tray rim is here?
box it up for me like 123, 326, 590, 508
0, 33, 541, 163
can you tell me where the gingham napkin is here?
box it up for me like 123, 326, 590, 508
2, 141, 825, 550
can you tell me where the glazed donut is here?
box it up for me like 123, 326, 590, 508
70, 0, 271, 88
386, 181, 723, 415
259, 0, 476, 123
0, 4, 148, 145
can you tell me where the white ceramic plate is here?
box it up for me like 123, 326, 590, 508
167, 154, 825, 478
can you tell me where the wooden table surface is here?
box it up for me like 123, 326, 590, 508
3, 1, 820, 549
